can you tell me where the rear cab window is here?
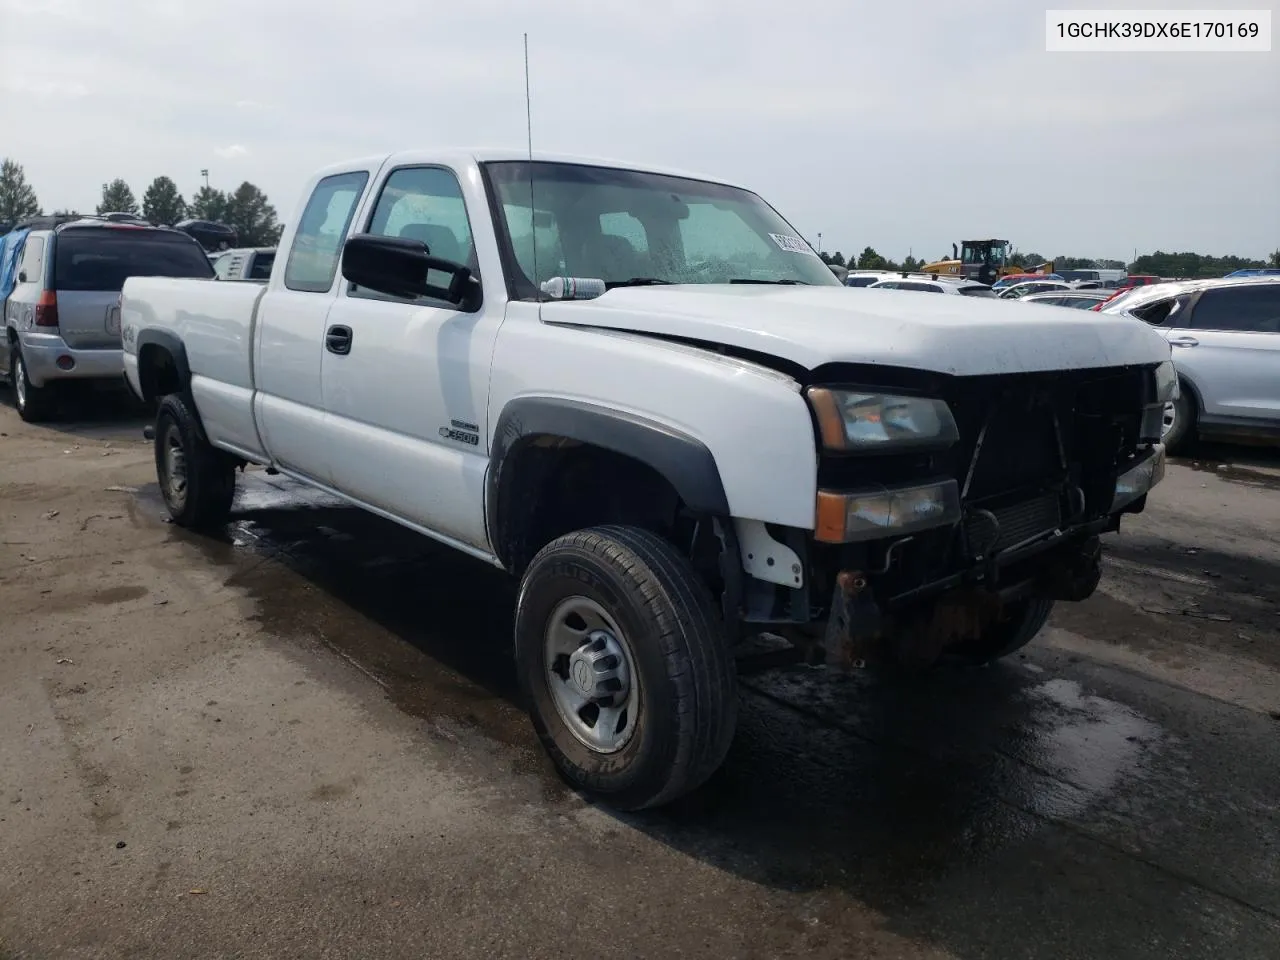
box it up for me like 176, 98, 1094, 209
53, 228, 213, 291
284, 171, 371, 293
248, 252, 274, 280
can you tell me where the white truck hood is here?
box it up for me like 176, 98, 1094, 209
541, 285, 1171, 376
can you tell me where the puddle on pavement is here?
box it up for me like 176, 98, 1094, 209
626, 658, 1167, 908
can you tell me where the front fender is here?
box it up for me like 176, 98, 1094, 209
488, 396, 731, 535
486, 313, 821, 535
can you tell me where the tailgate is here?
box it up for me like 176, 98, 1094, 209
56, 291, 121, 349
54, 227, 213, 349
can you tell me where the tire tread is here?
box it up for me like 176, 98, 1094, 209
518, 524, 737, 810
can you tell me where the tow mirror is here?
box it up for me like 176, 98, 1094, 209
341, 234, 479, 310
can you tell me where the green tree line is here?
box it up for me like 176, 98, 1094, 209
825, 245, 1278, 275
0, 158, 282, 247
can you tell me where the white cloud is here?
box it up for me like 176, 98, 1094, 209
0, 0, 1275, 258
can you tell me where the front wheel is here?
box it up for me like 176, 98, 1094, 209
948, 597, 1055, 666
154, 393, 236, 528
515, 525, 738, 810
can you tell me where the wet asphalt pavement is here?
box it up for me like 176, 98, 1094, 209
2, 393, 1279, 959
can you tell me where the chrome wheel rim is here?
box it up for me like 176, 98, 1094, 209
14, 356, 26, 410
1161, 401, 1177, 440
543, 596, 639, 754
162, 423, 188, 510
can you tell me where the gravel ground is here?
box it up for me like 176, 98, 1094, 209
2, 389, 1278, 960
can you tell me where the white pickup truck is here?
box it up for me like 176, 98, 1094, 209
121, 149, 1174, 809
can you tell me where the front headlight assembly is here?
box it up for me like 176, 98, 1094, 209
807, 388, 959, 452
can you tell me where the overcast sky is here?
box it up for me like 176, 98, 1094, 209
1, 0, 1276, 261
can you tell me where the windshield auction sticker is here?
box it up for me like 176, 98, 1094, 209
1046, 9, 1271, 51
769, 234, 821, 256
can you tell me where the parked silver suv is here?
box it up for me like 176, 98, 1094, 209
2, 217, 213, 421
1103, 277, 1280, 450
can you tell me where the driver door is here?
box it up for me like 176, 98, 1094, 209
320, 164, 501, 550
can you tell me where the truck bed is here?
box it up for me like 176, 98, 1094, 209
122, 276, 269, 459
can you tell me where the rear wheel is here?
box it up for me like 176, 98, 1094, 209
515, 525, 738, 810
154, 393, 236, 528
10, 349, 56, 423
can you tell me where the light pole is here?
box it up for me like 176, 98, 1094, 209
817, 232, 823, 256
201, 169, 210, 190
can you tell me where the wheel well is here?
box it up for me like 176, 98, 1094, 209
1177, 373, 1203, 418
495, 438, 709, 577
137, 343, 183, 402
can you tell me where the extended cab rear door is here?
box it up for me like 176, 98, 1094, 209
53, 226, 213, 349
253, 165, 379, 484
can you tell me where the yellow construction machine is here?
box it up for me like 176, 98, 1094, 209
920, 240, 1054, 285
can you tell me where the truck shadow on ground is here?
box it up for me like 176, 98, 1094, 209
141, 472, 1222, 957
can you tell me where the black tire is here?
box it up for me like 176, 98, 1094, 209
1161, 387, 1195, 454
10, 348, 57, 423
515, 525, 738, 810
948, 597, 1055, 666
154, 393, 236, 528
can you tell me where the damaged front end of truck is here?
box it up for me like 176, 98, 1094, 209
739, 359, 1174, 670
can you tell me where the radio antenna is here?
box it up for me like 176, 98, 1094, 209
524, 33, 541, 313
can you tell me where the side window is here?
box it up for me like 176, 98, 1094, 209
1131, 297, 1177, 325
1188, 285, 1280, 333
283, 171, 369, 293
900, 281, 941, 293
873, 281, 899, 289
367, 166, 475, 266
17, 236, 45, 283
354, 166, 477, 303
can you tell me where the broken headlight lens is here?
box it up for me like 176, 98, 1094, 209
807, 388, 959, 452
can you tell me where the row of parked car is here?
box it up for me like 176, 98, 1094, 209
0, 212, 277, 422
842, 268, 1280, 451
1, 211, 1276, 455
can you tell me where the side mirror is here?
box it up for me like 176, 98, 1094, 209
341, 234, 479, 309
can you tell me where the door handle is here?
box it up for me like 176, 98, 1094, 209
1168, 336, 1199, 347
325, 324, 352, 355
